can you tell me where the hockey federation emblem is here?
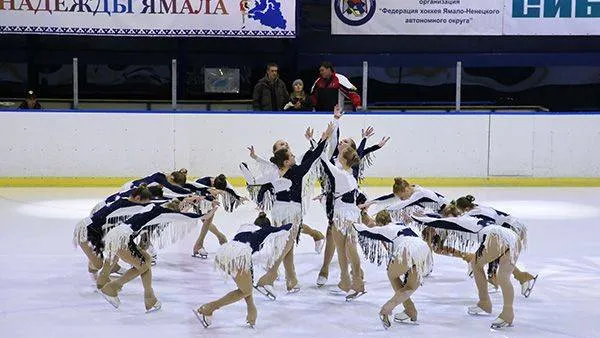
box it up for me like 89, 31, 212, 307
334, 0, 376, 26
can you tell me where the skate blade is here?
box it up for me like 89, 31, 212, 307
379, 314, 391, 330
192, 253, 208, 259
254, 285, 276, 301
192, 309, 211, 328
345, 291, 366, 302
523, 275, 538, 298
393, 317, 419, 325
467, 307, 491, 316
146, 301, 162, 313
315, 240, 325, 254
287, 287, 301, 294
101, 292, 120, 309
328, 288, 347, 295
491, 320, 512, 330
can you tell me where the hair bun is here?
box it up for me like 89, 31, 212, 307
467, 195, 475, 202
394, 177, 403, 184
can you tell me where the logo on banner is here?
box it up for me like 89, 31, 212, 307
241, 0, 287, 29
334, 0, 376, 26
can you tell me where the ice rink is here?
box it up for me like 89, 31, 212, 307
1, 186, 599, 338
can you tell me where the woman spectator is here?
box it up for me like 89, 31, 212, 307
284, 79, 313, 111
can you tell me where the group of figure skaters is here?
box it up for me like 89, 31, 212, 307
73, 106, 537, 330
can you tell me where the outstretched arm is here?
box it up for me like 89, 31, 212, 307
297, 122, 335, 175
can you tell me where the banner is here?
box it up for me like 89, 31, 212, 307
504, 0, 600, 35
331, 0, 503, 35
0, 0, 295, 37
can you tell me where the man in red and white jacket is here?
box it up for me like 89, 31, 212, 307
310, 61, 362, 112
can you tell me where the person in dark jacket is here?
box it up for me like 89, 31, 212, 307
284, 79, 314, 111
18, 90, 42, 110
310, 61, 361, 112
252, 63, 289, 111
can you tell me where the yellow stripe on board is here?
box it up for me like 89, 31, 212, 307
2, 177, 600, 187
360, 177, 600, 187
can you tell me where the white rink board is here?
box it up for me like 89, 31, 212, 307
1, 112, 600, 177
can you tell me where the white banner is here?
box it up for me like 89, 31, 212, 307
0, 0, 295, 37
504, 0, 600, 35
331, 0, 503, 35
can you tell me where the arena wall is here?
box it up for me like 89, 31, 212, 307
1, 111, 599, 186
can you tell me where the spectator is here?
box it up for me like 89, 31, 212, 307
18, 90, 42, 110
252, 63, 289, 111
284, 79, 313, 111
310, 61, 361, 112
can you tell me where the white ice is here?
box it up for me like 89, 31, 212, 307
1, 187, 600, 338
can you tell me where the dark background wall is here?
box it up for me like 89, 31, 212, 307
2, 0, 600, 110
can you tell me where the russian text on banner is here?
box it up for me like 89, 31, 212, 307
0, 0, 296, 37
331, 0, 503, 35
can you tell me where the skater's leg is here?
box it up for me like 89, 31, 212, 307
472, 235, 505, 313
381, 261, 414, 316
512, 266, 535, 284
283, 227, 299, 290
235, 270, 256, 325
332, 227, 351, 291
208, 223, 227, 245
301, 224, 325, 242
96, 258, 116, 289
257, 230, 295, 287
497, 253, 516, 324
318, 223, 336, 279
80, 242, 103, 272
346, 230, 364, 293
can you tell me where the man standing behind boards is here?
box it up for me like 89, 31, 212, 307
310, 61, 361, 112
252, 63, 290, 111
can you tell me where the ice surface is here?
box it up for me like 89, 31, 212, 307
1, 187, 599, 338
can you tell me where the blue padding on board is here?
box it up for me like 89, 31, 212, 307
2, 109, 600, 116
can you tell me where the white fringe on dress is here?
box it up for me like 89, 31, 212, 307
300, 160, 322, 216
333, 201, 360, 234
148, 219, 199, 251
390, 236, 433, 279
214, 241, 253, 279
253, 229, 293, 272
73, 217, 92, 247
90, 200, 107, 215
505, 217, 528, 250
479, 225, 521, 264
271, 201, 302, 227
356, 233, 390, 266
195, 199, 214, 215
259, 190, 275, 212
214, 228, 292, 280
389, 205, 425, 224
247, 185, 262, 205
221, 192, 242, 213
357, 152, 375, 182
430, 227, 482, 253
103, 224, 134, 260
